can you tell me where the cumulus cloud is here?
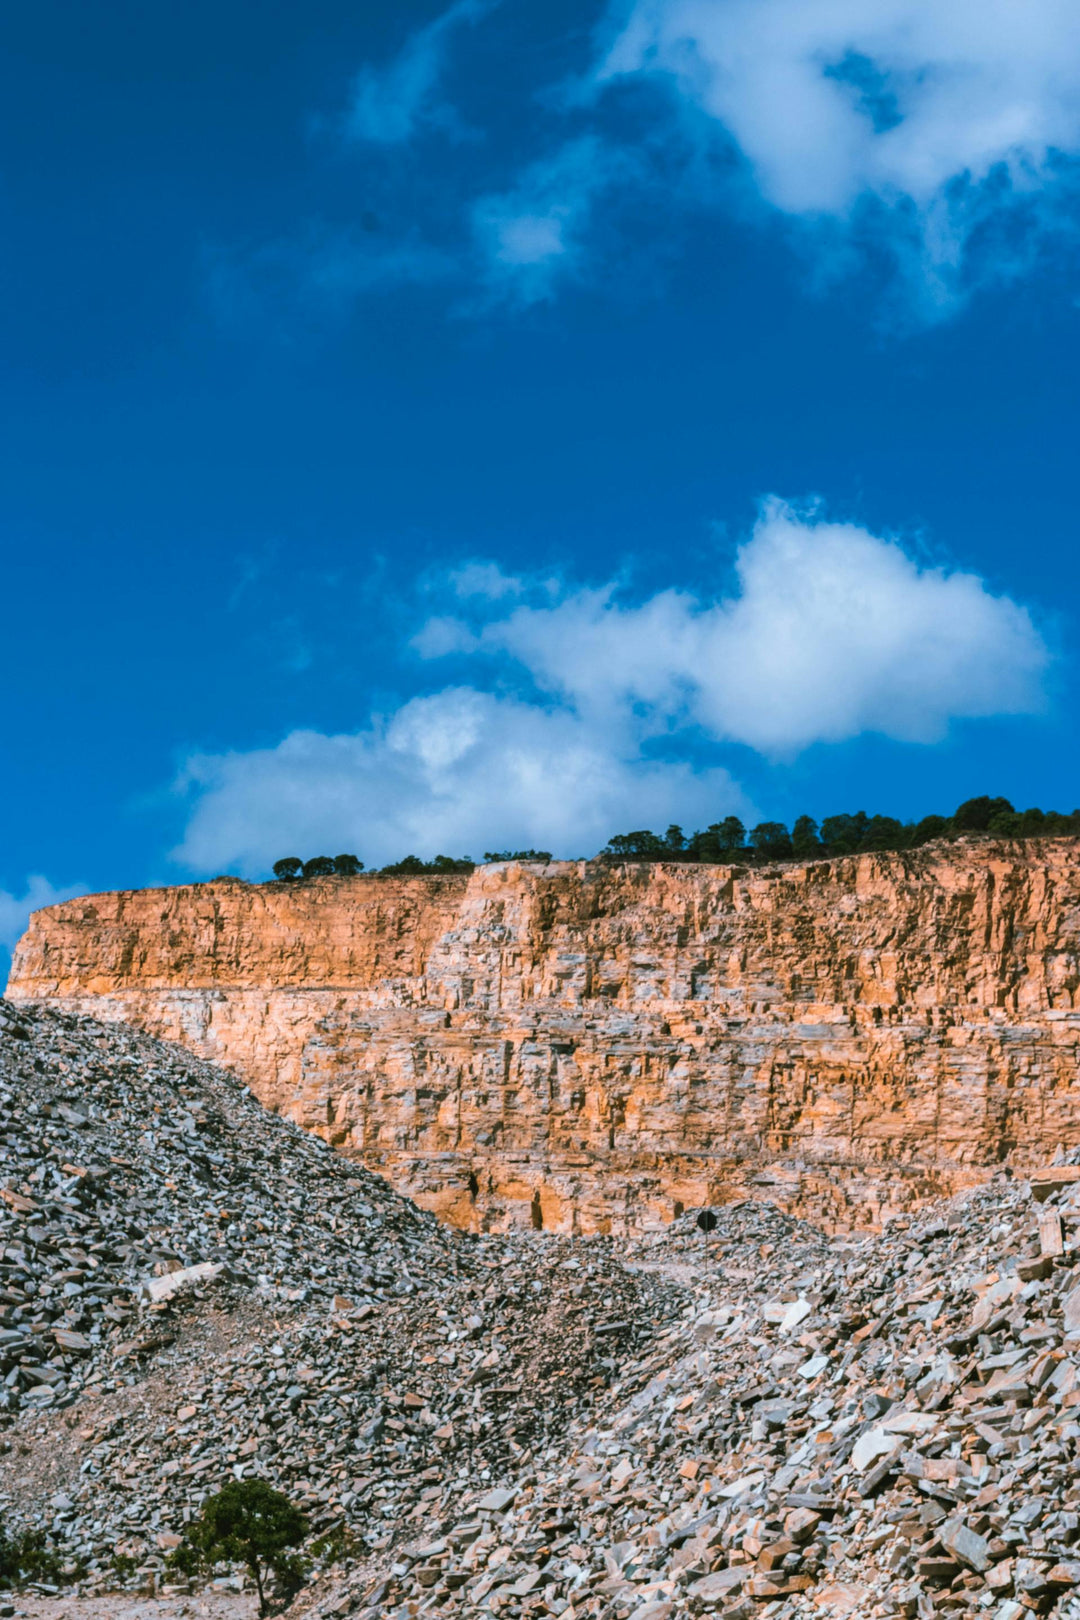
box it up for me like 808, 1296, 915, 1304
430, 501, 1049, 754
594, 0, 1080, 300
173, 499, 1047, 876
346, 0, 496, 145
0, 876, 87, 960
175, 689, 746, 876
472, 137, 632, 304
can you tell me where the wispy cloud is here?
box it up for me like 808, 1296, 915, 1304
204, 225, 456, 333
346, 0, 497, 146
172, 498, 1048, 875
471, 137, 633, 305
230, 0, 1080, 323
593, 0, 1080, 310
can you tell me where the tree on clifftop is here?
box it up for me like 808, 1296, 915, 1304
953, 795, 1015, 832
604, 830, 668, 859
272, 858, 302, 881
715, 817, 747, 855
749, 821, 793, 859
791, 815, 822, 857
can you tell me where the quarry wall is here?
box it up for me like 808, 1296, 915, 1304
9, 842, 1080, 1233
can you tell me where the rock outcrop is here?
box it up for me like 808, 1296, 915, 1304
8, 841, 1080, 1233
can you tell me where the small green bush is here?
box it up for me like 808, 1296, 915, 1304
0, 1519, 74, 1589
380, 853, 475, 874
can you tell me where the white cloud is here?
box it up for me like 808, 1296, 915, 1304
173, 498, 1048, 876
437, 500, 1049, 753
175, 689, 746, 875
346, 0, 495, 145
472, 137, 630, 304
595, 0, 1080, 301
446, 561, 524, 599
410, 616, 481, 659
0, 876, 87, 959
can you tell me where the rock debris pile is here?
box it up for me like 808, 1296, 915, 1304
314, 1180, 1080, 1620
0, 999, 682, 1592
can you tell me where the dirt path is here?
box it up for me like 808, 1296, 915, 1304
6, 1592, 257, 1619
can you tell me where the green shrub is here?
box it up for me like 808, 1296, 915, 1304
178, 1479, 308, 1616
379, 854, 475, 874
0, 1519, 74, 1589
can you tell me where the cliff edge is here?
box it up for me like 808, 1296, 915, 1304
8, 842, 1080, 1232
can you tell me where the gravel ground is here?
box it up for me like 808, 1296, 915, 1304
8, 1592, 255, 1617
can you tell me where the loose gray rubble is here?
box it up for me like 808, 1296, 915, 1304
5, 997, 1080, 1620
304, 1183, 1080, 1620
0, 999, 681, 1599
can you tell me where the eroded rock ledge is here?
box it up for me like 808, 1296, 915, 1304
8, 841, 1080, 1233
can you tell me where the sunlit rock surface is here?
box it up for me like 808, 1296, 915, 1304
9, 841, 1080, 1234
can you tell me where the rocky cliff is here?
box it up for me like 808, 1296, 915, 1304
8, 842, 1080, 1234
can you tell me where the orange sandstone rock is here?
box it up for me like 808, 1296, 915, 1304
8, 841, 1080, 1234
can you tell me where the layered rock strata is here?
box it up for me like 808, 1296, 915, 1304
8, 842, 1080, 1233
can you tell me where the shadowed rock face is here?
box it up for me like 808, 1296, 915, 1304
8, 842, 1080, 1234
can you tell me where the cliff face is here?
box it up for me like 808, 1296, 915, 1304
8, 843, 1080, 1234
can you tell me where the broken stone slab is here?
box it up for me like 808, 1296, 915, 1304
778, 1298, 812, 1334
941, 1517, 991, 1572
971, 1274, 1022, 1329
1030, 1167, 1080, 1202
1039, 1211, 1064, 1256
983, 1361, 1035, 1401
850, 1428, 903, 1473
797, 1353, 829, 1381
879, 1410, 939, 1436
51, 1328, 91, 1353
141, 1261, 224, 1302
476, 1487, 517, 1513
1062, 1282, 1080, 1336
745, 1574, 813, 1597
688, 1567, 745, 1604
783, 1508, 821, 1543
810, 1584, 862, 1616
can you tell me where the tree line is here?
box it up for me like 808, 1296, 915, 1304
601, 795, 1080, 865
268, 796, 1080, 881
271, 848, 553, 881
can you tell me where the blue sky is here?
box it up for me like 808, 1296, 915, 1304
3, 0, 1080, 956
